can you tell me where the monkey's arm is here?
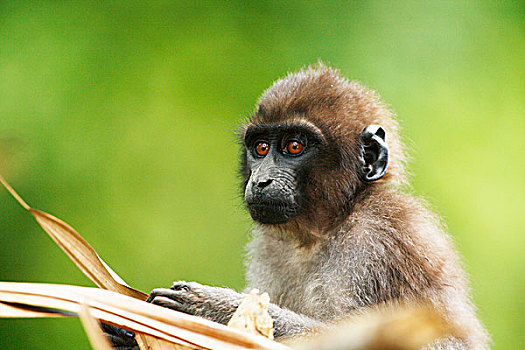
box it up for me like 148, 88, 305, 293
148, 281, 324, 339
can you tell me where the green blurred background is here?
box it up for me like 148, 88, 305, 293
0, 1, 523, 349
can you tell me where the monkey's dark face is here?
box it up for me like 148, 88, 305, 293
242, 121, 324, 225
241, 117, 389, 232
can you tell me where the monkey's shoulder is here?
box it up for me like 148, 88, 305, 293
340, 189, 466, 290
348, 189, 447, 243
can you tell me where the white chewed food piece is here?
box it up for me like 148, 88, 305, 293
227, 289, 274, 339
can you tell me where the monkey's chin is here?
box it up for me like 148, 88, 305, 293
247, 203, 293, 225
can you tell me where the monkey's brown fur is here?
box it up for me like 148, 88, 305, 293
244, 64, 489, 348
147, 64, 489, 350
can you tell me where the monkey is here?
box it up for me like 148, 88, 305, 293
109, 64, 489, 349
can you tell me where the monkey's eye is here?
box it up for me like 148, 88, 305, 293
284, 140, 304, 155
255, 142, 270, 157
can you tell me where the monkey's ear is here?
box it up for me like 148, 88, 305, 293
359, 125, 389, 182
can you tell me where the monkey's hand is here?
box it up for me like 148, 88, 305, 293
147, 281, 244, 325
148, 281, 324, 339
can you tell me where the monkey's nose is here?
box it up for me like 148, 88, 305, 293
256, 179, 273, 188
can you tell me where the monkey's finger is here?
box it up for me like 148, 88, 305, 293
148, 287, 196, 303
170, 281, 192, 291
146, 288, 177, 303
149, 296, 183, 311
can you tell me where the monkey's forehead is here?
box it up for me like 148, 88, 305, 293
252, 66, 390, 130
242, 118, 325, 141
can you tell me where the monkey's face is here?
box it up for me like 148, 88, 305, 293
241, 118, 389, 233
242, 121, 324, 225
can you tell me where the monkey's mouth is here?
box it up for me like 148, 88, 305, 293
246, 201, 296, 225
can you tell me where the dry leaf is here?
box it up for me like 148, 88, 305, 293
228, 289, 274, 339
291, 304, 452, 350
135, 334, 190, 350
79, 305, 181, 350
0, 302, 58, 318
0, 174, 165, 349
0, 174, 147, 301
31, 208, 148, 300
0, 282, 290, 350
79, 304, 114, 350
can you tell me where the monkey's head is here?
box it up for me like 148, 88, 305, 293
240, 64, 406, 243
